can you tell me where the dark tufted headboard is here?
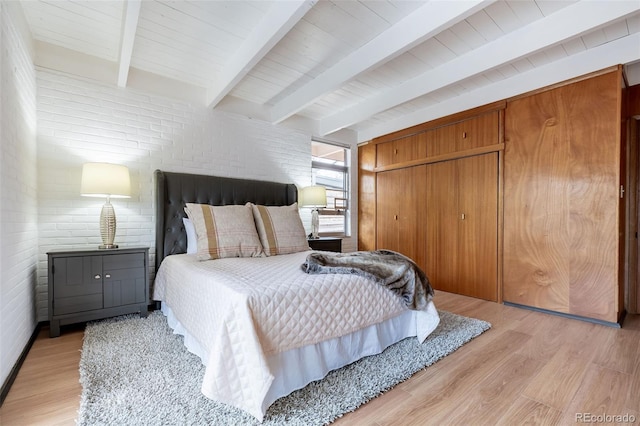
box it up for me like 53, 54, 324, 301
154, 170, 298, 270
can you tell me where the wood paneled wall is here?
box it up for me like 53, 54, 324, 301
628, 84, 640, 117
359, 67, 628, 324
358, 143, 376, 251
503, 70, 622, 323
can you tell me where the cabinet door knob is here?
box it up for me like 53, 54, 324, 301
461, 213, 466, 220
94, 274, 101, 279
105, 274, 111, 279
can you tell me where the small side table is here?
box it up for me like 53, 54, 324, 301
308, 237, 342, 253
47, 247, 149, 337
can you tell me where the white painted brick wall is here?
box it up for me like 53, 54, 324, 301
36, 70, 315, 321
0, 2, 38, 386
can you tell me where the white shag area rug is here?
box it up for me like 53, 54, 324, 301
77, 310, 490, 425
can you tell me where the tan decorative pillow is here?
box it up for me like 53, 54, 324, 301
184, 203, 264, 260
250, 203, 310, 256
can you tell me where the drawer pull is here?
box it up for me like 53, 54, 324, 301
105, 274, 111, 279
94, 274, 101, 279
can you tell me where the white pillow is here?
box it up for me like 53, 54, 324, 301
184, 203, 264, 261
250, 203, 309, 256
183, 218, 197, 254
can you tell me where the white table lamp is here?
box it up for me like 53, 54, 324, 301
81, 162, 131, 249
300, 185, 326, 239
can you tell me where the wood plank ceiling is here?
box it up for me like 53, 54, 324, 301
19, 0, 640, 142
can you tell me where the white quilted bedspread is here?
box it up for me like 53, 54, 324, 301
153, 251, 438, 421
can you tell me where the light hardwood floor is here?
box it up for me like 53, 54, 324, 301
2, 292, 639, 425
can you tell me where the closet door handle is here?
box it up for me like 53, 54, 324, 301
94, 274, 101, 280
105, 274, 111, 279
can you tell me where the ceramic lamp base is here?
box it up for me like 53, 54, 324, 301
99, 199, 118, 249
311, 209, 320, 239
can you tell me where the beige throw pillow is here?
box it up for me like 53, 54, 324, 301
250, 203, 310, 256
185, 203, 264, 260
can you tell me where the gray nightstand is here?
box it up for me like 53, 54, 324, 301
47, 247, 149, 337
308, 237, 342, 253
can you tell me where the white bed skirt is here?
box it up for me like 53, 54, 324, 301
160, 302, 436, 414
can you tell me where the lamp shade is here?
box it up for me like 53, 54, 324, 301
81, 163, 131, 198
299, 185, 326, 208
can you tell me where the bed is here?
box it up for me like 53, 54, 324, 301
152, 170, 440, 421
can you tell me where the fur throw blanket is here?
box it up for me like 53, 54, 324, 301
301, 250, 434, 310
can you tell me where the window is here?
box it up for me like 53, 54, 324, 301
311, 140, 350, 236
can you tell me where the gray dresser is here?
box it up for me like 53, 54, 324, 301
47, 247, 149, 337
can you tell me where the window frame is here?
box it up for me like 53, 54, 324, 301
311, 140, 350, 237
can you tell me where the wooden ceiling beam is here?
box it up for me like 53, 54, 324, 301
206, 0, 316, 109
117, 0, 141, 88
269, 0, 492, 124
358, 34, 640, 142
321, 0, 640, 137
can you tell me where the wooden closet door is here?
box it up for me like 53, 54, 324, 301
457, 153, 498, 301
426, 160, 458, 294
376, 166, 427, 267
425, 154, 498, 300
400, 165, 428, 270
376, 169, 402, 253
